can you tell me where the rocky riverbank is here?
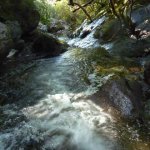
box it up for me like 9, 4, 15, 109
0, 1, 150, 149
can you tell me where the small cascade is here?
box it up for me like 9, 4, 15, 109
68, 17, 105, 48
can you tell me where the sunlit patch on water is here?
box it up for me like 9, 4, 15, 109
0, 45, 149, 150
0, 93, 119, 150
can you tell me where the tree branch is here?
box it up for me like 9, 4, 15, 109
73, 2, 93, 22
73, 0, 95, 12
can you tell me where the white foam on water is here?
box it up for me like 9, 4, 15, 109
68, 17, 105, 48
0, 92, 117, 150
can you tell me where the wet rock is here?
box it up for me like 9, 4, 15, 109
0, 0, 40, 34
91, 79, 143, 118
107, 80, 143, 117
32, 31, 67, 57
72, 19, 88, 38
144, 61, 150, 85
131, 4, 150, 26
79, 29, 91, 39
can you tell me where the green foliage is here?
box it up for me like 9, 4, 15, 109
55, 0, 75, 28
34, 0, 56, 24
33, 0, 147, 30
0, 0, 35, 20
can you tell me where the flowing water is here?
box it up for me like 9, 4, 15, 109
0, 48, 149, 150
0, 17, 150, 149
0, 49, 119, 150
68, 17, 105, 48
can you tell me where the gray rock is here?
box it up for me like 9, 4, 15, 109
0, 22, 11, 40
107, 80, 142, 117
131, 4, 150, 26
90, 79, 143, 118
0, 22, 13, 61
6, 21, 22, 41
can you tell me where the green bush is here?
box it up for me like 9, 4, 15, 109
34, 0, 56, 25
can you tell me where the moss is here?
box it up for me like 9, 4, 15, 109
70, 47, 142, 83
0, 0, 40, 33
110, 36, 150, 57
94, 19, 124, 42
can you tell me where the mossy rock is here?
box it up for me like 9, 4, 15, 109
0, 0, 40, 34
70, 47, 142, 82
94, 19, 123, 41
111, 36, 150, 57
32, 30, 67, 57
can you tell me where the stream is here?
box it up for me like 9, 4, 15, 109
0, 48, 149, 150
0, 17, 150, 150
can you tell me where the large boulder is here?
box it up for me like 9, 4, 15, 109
0, 22, 13, 61
6, 21, 22, 41
110, 36, 150, 57
94, 19, 122, 42
0, 0, 40, 34
0, 21, 23, 62
32, 31, 67, 57
89, 79, 143, 119
131, 4, 150, 26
